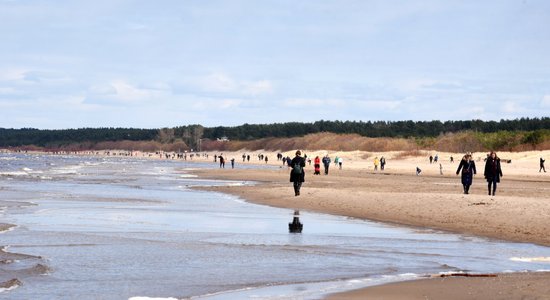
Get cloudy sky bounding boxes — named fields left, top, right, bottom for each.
left=1, top=0, right=549, bottom=129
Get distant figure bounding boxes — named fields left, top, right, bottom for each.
left=307, top=158, right=312, bottom=165
left=247, top=155, right=250, bottom=162
left=484, top=151, right=503, bottom=196
left=434, top=154, right=439, bottom=163
left=540, top=157, right=546, bottom=172
left=322, top=155, right=331, bottom=175
left=214, top=155, right=217, bottom=163
left=219, top=154, right=225, bottom=168
left=334, top=156, right=339, bottom=167
left=439, top=163, right=443, bottom=175
left=314, top=156, right=321, bottom=175
left=450, top=156, right=454, bottom=163
left=416, top=167, right=422, bottom=176
left=242, top=154, right=246, bottom=162
left=456, top=152, right=476, bottom=194
left=338, top=157, right=343, bottom=170
left=265, top=156, right=268, bottom=164
left=282, top=157, right=287, bottom=166
left=374, top=157, right=379, bottom=171
left=290, top=150, right=306, bottom=196
left=230, top=158, right=235, bottom=169
left=380, top=156, right=386, bottom=170
left=429, top=155, right=433, bottom=164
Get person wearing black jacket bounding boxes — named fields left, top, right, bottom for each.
left=290, top=150, right=306, bottom=196
left=456, top=152, right=476, bottom=194
left=540, top=157, right=546, bottom=173
left=484, top=151, right=503, bottom=196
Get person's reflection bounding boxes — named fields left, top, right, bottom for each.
left=288, top=210, right=303, bottom=233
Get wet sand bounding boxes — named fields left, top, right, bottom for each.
left=325, top=272, right=550, bottom=300
left=188, top=150, right=550, bottom=299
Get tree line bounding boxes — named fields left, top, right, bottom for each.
left=1, top=118, right=549, bottom=149
left=199, top=118, right=550, bottom=140
left=0, top=128, right=158, bottom=148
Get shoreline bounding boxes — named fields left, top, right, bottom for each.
left=189, top=167, right=550, bottom=247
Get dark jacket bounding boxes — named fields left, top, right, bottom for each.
left=289, top=156, right=306, bottom=183
left=484, top=157, right=503, bottom=183
left=456, top=158, right=476, bottom=186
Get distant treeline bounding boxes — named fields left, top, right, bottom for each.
left=198, top=118, right=550, bottom=141
left=0, top=128, right=157, bottom=148
left=1, top=118, right=549, bottom=150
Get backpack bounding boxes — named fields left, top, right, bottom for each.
left=292, top=161, right=303, bottom=174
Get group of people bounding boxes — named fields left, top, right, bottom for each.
left=289, top=150, right=525, bottom=198
left=456, top=151, right=503, bottom=196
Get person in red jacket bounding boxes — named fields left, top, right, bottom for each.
left=314, top=156, right=321, bottom=175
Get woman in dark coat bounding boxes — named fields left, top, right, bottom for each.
left=456, top=152, right=476, bottom=194
left=290, top=150, right=306, bottom=196
left=484, top=151, right=503, bottom=196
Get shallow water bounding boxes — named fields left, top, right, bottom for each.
left=1, top=153, right=549, bottom=300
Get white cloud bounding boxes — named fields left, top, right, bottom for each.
left=191, top=73, right=273, bottom=96
left=219, top=99, right=242, bottom=109
left=196, top=73, right=237, bottom=93
left=0, top=68, right=26, bottom=81
left=502, top=101, right=520, bottom=113
left=283, top=98, right=342, bottom=108
left=88, top=84, right=117, bottom=96
left=242, top=80, right=273, bottom=96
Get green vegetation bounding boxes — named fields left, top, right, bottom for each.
left=1, top=118, right=549, bottom=152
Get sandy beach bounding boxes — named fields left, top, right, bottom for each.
left=189, top=149, right=550, bottom=299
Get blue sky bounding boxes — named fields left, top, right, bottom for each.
left=1, top=0, right=549, bottom=129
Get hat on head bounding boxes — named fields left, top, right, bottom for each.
left=296, top=150, right=301, bottom=156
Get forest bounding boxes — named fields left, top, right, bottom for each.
left=1, top=118, right=549, bottom=152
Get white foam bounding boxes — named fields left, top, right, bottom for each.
left=0, top=283, right=20, bottom=293
left=179, top=174, right=197, bottom=178
left=510, top=257, right=550, bottom=263
left=0, top=171, right=28, bottom=176
left=129, top=297, right=179, bottom=300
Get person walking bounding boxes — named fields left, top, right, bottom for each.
left=380, top=156, right=386, bottom=170
left=290, top=150, right=306, bottom=196
left=338, top=157, right=343, bottom=170
left=484, top=151, right=503, bottom=196
left=540, top=157, right=546, bottom=172
left=456, top=152, right=476, bottom=194
left=322, top=155, right=331, bottom=175
left=230, top=158, right=235, bottom=169
left=314, top=156, right=321, bottom=175
left=219, top=154, right=225, bottom=168
left=374, top=157, right=379, bottom=171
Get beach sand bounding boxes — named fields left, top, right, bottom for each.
left=189, top=149, right=550, bottom=299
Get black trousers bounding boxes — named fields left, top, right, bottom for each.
left=293, top=181, right=302, bottom=195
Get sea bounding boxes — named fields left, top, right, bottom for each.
left=1, top=152, right=549, bottom=300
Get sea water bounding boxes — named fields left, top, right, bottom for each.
left=1, top=153, right=549, bottom=300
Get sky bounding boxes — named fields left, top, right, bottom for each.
left=1, top=0, right=549, bottom=129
